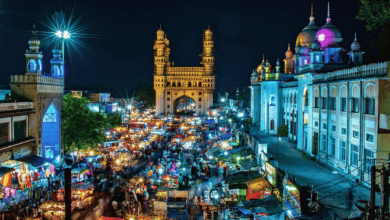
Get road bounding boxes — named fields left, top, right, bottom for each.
left=249, top=127, right=379, bottom=219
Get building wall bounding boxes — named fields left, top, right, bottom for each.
left=10, top=80, right=63, bottom=157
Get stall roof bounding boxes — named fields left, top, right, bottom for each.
left=246, top=177, right=271, bottom=193
left=0, top=167, right=14, bottom=176
left=204, top=119, right=216, bottom=124
left=206, top=146, right=222, bottom=157
left=15, top=154, right=48, bottom=167
left=227, top=171, right=262, bottom=184
left=236, top=194, right=286, bottom=219
left=219, top=133, right=232, bottom=139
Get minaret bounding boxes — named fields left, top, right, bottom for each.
left=236, top=87, right=239, bottom=100
left=275, top=58, right=281, bottom=73
left=201, top=26, right=215, bottom=75
left=153, top=25, right=168, bottom=115
left=25, top=24, right=43, bottom=74
left=50, top=41, right=65, bottom=83
left=284, top=43, right=294, bottom=73
left=153, top=25, right=168, bottom=75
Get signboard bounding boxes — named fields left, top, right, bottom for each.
left=13, top=145, right=31, bottom=159
left=265, top=162, right=277, bottom=187
left=282, top=173, right=301, bottom=218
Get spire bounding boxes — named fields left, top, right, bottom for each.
left=311, top=2, right=313, bottom=16
left=276, top=58, right=280, bottom=66
left=326, top=2, right=331, bottom=23
left=32, top=23, right=37, bottom=35
left=208, top=24, right=210, bottom=29
left=354, top=32, right=357, bottom=41
left=262, top=54, right=265, bottom=63
left=159, top=24, right=162, bottom=29
left=288, top=43, right=290, bottom=50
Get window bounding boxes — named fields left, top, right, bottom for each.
left=304, top=114, right=308, bottom=124
left=322, top=97, right=328, bottom=109
left=352, top=144, right=359, bottom=167
left=167, top=105, right=170, bottom=108
left=322, top=134, right=327, bottom=151
left=14, top=120, right=27, bottom=142
left=315, top=121, right=319, bottom=127
left=366, top=133, right=374, bottom=142
left=199, top=98, right=202, bottom=101
left=0, top=123, right=8, bottom=145
left=341, top=128, right=347, bottom=135
left=167, top=98, right=170, bottom=101
left=364, top=98, right=375, bottom=115
left=199, top=92, right=202, bottom=95
left=330, top=97, right=336, bottom=110
left=353, top=130, right=359, bottom=138
left=323, top=123, right=327, bottom=129
left=199, top=105, right=202, bottom=108
left=364, top=149, right=374, bottom=172
left=330, top=137, right=336, bottom=156
left=316, top=55, right=320, bottom=63
left=43, top=105, right=57, bottom=122
left=341, top=98, right=347, bottom=111
left=350, top=98, right=359, bottom=113
left=331, top=125, right=336, bottom=132
left=270, top=120, right=275, bottom=130
left=315, top=97, right=320, bottom=108
left=339, top=141, right=346, bottom=161
left=167, top=92, right=170, bottom=95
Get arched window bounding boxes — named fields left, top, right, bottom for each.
left=188, top=82, right=192, bottom=87
left=316, top=55, right=320, bottom=63
left=27, top=59, right=37, bottom=72
left=356, top=56, right=359, bottom=63
left=178, top=82, right=181, bottom=87
left=38, top=60, right=42, bottom=72
left=43, top=104, right=57, bottom=122
left=52, top=66, right=60, bottom=77
left=172, top=82, right=176, bottom=87
left=270, top=119, right=275, bottom=130
left=199, top=82, right=202, bottom=87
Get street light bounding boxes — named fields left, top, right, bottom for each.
left=55, top=30, right=70, bottom=89
left=221, top=98, right=225, bottom=102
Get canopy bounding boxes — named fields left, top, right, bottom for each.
left=227, top=171, right=262, bottom=184
left=143, top=138, right=149, bottom=141
left=72, top=168, right=89, bottom=174
left=205, top=146, right=222, bottom=157
left=228, top=147, right=244, bottom=154
left=204, top=119, right=216, bottom=124
left=246, top=177, right=271, bottom=193
left=229, top=141, right=239, bottom=146
left=0, top=167, right=14, bottom=176
left=15, top=154, right=48, bottom=167
left=236, top=194, right=286, bottom=219
left=219, top=133, right=232, bottom=139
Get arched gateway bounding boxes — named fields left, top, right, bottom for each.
left=153, top=26, right=215, bottom=116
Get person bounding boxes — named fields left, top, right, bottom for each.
left=198, top=196, right=203, bottom=212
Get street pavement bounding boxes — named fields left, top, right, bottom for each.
left=249, top=127, right=379, bottom=219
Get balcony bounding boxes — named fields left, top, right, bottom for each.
left=312, top=62, right=389, bottom=83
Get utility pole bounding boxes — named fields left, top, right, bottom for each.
left=381, top=164, right=389, bottom=220
left=370, top=164, right=376, bottom=220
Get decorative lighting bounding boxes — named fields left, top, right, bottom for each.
left=318, top=33, right=325, bottom=42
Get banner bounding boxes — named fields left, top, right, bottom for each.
left=13, top=145, right=32, bottom=159
left=0, top=151, right=12, bottom=163
left=265, top=162, right=277, bottom=187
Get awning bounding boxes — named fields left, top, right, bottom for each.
left=0, top=167, right=14, bottom=176
left=219, top=133, right=232, bottom=139
left=204, top=119, right=216, bottom=124
left=246, top=177, right=271, bottom=193
left=15, top=154, right=48, bottom=167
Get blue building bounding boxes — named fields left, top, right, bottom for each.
left=250, top=3, right=390, bottom=182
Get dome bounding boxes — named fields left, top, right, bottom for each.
left=285, top=43, right=293, bottom=58
left=28, top=24, right=40, bottom=47
left=205, top=29, right=213, bottom=35
left=295, top=8, right=320, bottom=48
left=351, top=33, right=361, bottom=51
left=295, top=42, right=302, bottom=54
left=316, top=3, right=343, bottom=48
left=311, top=37, right=321, bottom=50
left=300, top=42, right=309, bottom=55
left=157, top=29, right=164, bottom=35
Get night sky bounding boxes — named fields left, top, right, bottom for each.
left=0, top=0, right=371, bottom=96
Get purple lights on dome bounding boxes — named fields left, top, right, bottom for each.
left=318, top=34, right=325, bottom=42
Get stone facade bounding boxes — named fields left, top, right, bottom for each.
left=250, top=3, right=390, bottom=183
left=153, top=27, right=215, bottom=115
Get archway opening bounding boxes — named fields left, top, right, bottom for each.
left=42, top=104, right=60, bottom=160
left=173, top=96, right=195, bottom=115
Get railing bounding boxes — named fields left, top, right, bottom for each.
left=166, top=67, right=205, bottom=71
left=312, top=62, right=389, bottom=83
left=11, top=74, right=63, bottom=85
left=0, top=102, right=34, bottom=111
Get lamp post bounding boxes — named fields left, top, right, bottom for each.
left=276, top=137, right=281, bottom=161
left=55, top=30, right=70, bottom=89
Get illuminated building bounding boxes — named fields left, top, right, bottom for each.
left=153, top=26, right=215, bottom=115
left=3, top=25, right=64, bottom=159
left=250, top=3, right=390, bottom=182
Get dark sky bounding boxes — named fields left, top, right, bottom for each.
left=0, top=0, right=371, bottom=96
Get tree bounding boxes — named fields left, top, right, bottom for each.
left=134, top=84, right=155, bottom=108
left=277, top=124, right=288, bottom=137
left=107, top=112, right=122, bottom=127
left=62, top=93, right=110, bottom=153
left=356, top=0, right=390, bottom=60
left=356, top=0, right=390, bottom=31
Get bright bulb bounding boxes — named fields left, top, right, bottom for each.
left=224, top=152, right=228, bottom=155
left=55, top=31, right=62, bottom=38
left=221, top=99, right=225, bottom=102
left=215, top=194, right=219, bottom=199
left=318, top=33, right=325, bottom=42
left=63, top=31, right=71, bottom=39
left=127, top=105, right=132, bottom=109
